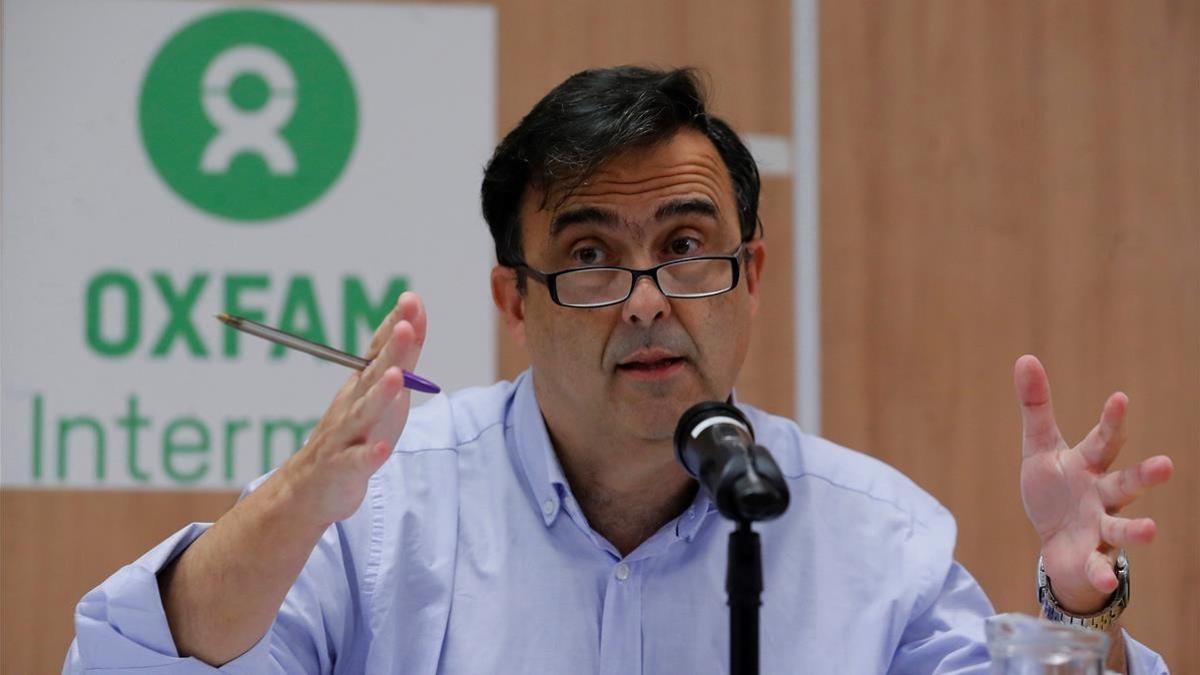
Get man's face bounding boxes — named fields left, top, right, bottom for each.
left=494, top=129, right=765, bottom=443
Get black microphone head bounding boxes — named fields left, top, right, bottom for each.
left=673, top=401, right=754, bottom=468
left=728, top=450, right=790, bottom=521
left=675, top=401, right=789, bottom=522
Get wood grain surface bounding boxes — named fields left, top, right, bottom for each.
left=1, top=490, right=238, bottom=673
left=820, top=1, right=1198, bottom=668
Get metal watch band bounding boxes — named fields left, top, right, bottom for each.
left=1037, top=551, right=1129, bottom=631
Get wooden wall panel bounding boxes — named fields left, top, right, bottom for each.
left=821, top=1, right=1198, bottom=669
left=1, top=2, right=795, bottom=672
left=1, top=490, right=237, bottom=673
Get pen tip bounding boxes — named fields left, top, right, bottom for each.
left=403, top=371, right=441, bottom=394
left=216, top=313, right=236, bottom=325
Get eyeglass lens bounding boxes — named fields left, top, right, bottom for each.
left=555, top=258, right=733, bottom=306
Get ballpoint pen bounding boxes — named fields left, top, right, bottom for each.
left=216, top=313, right=441, bottom=394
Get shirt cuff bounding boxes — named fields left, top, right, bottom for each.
left=68, top=522, right=277, bottom=673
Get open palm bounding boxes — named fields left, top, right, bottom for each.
left=1015, top=355, right=1174, bottom=613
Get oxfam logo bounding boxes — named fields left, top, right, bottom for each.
left=139, top=10, right=357, bottom=222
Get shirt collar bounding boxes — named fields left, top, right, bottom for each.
left=509, top=369, right=723, bottom=538
left=510, top=370, right=569, bottom=526
left=674, top=488, right=718, bottom=541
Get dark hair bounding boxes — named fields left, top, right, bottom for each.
left=481, top=66, right=762, bottom=268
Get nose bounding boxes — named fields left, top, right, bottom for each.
left=621, top=275, right=671, bottom=325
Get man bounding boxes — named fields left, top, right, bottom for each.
left=66, top=67, right=1173, bottom=673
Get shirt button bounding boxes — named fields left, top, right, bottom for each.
left=614, top=562, right=631, bottom=581
left=542, top=499, right=555, bottom=516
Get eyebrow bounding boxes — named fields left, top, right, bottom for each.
left=653, top=198, right=719, bottom=223
left=549, top=198, right=720, bottom=237
left=549, top=206, right=619, bottom=235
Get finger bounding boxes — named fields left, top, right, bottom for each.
left=380, top=319, right=417, bottom=373
left=1100, top=515, right=1157, bottom=548
left=398, top=291, right=426, bottom=347
left=395, top=291, right=427, bottom=372
left=340, top=366, right=406, bottom=442
left=349, top=439, right=393, bottom=475
left=362, top=294, right=407, bottom=360
left=315, top=368, right=368, bottom=438
left=327, top=368, right=364, bottom=418
left=1097, top=454, right=1174, bottom=511
left=1077, top=392, right=1128, bottom=470
left=356, top=293, right=424, bottom=397
left=1014, top=355, right=1066, bottom=457
left=351, top=319, right=411, bottom=399
left=1085, top=549, right=1120, bottom=594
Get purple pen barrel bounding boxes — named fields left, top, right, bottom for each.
left=403, top=370, right=441, bottom=394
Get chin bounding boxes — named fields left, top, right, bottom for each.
left=615, top=393, right=703, bottom=441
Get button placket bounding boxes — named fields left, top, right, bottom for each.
left=598, top=559, right=642, bottom=675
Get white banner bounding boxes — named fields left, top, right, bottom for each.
left=1, top=0, right=497, bottom=488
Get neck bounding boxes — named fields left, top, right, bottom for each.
left=542, top=408, right=696, bottom=557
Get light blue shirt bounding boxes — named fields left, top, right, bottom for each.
left=65, top=371, right=1167, bottom=673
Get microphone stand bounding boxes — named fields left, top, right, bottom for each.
left=727, top=519, right=762, bottom=675
left=673, top=403, right=788, bottom=675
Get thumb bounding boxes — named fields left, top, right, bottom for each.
left=1015, top=354, right=1064, bottom=457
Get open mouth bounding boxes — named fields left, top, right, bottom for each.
left=617, top=357, right=686, bottom=372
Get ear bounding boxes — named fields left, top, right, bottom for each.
left=742, top=239, right=766, bottom=317
left=491, top=265, right=527, bottom=346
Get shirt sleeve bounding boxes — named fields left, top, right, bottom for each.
left=63, top=517, right=359, bottom=674
left=888, top=560, right=993, bottom=675
left=882, top=559, right=1170, bottom=675
left=1124, top=629, right=1170, bottom=675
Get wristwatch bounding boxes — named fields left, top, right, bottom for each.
left=1037, top=550, right=1129, bottom=631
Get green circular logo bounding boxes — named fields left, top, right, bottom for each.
left=139, top=9, right=357, bottom=222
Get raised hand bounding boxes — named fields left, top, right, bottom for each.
left=1015, top=354, right=1173, bottom=614
left=278, top=290, right=428, bottom=526
left=160, top=291, right=430, bottom=665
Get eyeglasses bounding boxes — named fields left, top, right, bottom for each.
left=516, top=244, right=746, bottom=309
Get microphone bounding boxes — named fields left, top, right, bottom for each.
left=673, top=401, right=790, bottom=522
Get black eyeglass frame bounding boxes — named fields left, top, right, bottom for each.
left=514, top=243, right=748, bottom=309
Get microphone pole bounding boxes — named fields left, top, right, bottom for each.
left=729, top=512, right=763, bottom=675
left=674, top=402, right=790, bottom=675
